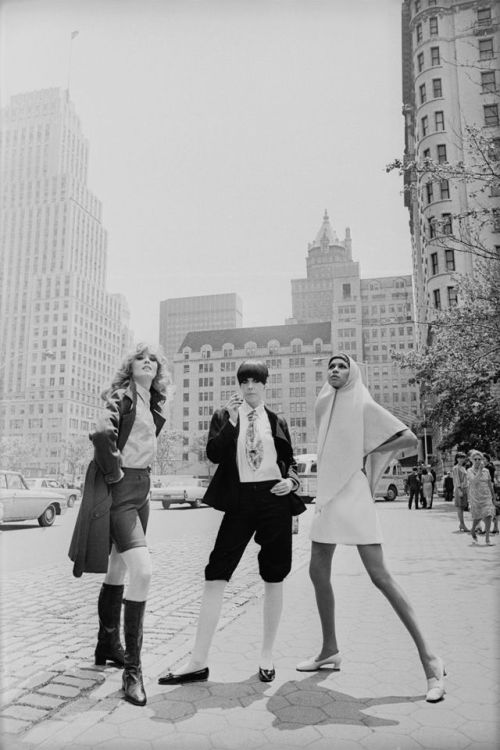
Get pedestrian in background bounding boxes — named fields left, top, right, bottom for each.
left=467, top=450, right=496, bottom=546
left=452, top=453, right=469, bottom=532
left=421, top=468, right=434, bottom=510
left=405, top=467, right=421, bottom=510
left=443, top=472, right=454, bottom=503
left=417, top=464, right=427, bottom=508
left=158, top=360, right=302, bottom=687
left=296, top=354, right=446, bottom=703
left=69, top=343, right=168, bottom=706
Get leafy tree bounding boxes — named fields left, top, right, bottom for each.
left=0, top=437, right=43, bottom=473
left=189, top=432, right=214, bottom=477
left=387, top=125, right=499, bottom=263
left=63, top=436, right=93, bottom=483
left=393, top=258, right=500, bottom=456
left=154, top=428, right=183, bottom=474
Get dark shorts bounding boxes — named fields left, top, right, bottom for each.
left=110, top=468, right=151, bottom=553
left=205, top=480, right=293, bottom=583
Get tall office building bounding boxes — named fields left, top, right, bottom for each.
left=159, top=293, right=243, bottom=369
left=0, top=88, right=132, bottom=476
left=401, top=0, right=500, bottom=346
left=291, top=212, right=420, bottom=427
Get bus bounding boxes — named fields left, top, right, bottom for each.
left=295, top=455, right=408, bottom=503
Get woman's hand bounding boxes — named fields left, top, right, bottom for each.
left=271, top=479, right=293, bottom=496
left=225, top=393, right=242, bottom=422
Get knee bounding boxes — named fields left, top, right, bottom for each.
left=309, top=558, right=329, bottom=587
left=368, top=567, right=391, bottom=590
left=130, top=560, right=152, bottom=590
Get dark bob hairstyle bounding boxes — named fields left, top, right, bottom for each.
left=236, top=359, right=269, bottom=385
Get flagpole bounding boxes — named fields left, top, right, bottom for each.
left=67, top=31, right=79, bottom=99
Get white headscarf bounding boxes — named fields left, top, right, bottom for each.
left=315, top=355, right=408, bottom=507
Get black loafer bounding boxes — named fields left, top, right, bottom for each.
left=158, top=667, right=209, bottom=685
left=258, top=666, right=275, bottom=683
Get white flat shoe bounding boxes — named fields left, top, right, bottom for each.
left=425, top=657, right=446, bottom=703
left=296, top=652, right=341, bottom=672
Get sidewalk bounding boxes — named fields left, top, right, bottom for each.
left=1, top=499, right=499, bottom=750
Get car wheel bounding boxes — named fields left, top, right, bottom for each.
left=67, top=495, right=76, bottom=508
left=385, top=485, right=398, bottom=502
left=192, top=498, right=202, bottom=508
left=162, top=500, right=171, bottom=510
left=38, top=504, right=56, bottom=527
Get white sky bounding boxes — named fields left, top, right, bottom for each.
left=1, top=0, right=411, bottom=342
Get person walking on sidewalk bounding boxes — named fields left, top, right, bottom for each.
left=296, top=354, right=446, bottom=703
left=405, top=467, right=421, bottom=510
left=69, top=343, right=168, bottom=706
left=443, top=472, right=454, bottom=503
left=452, top=452, right=469, bottom=532
left=467, top=450, right=496, bottom=546
left=421, top=468, right=434, bottom=509
left=158, top=359, right=302, bottom=687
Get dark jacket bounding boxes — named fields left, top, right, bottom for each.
left=203, top=406, right=300, bottom=513
left=68, top=384, right=166, bottom=577
left=405, top=472, right=421, bottom=492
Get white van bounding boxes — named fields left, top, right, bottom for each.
left=295, top=454, right=317, bottom=503
left=296, top=455, right=407, bottom=503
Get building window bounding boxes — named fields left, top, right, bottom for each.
left=440, top=179, right=450, bottom=199
left=432, top=78, right=442, bottom=98
left=425, top=181, right=434, bottom=203
left=421, top=115, right=429, bottom=136
left=477, top=7, right=492, bottom=25
left=441, top=213, right=452, bottom=234
left=423, top=147, right=431, bottom=159
left=484, top=104, right=499, bottom=127
left=437, top=143, right=447, bottom=163
left=434, top=111, right=445, bottom=131
left=429, top=16, right=438, bottom=36
left=445, top=248, right=455, bottom=271
left=479, top=38, right=494, bottom=60
left=419, top=83, right=426, bottom=104
left=481, top=71, right=496, bottom=93
left=428, top=217, right=436, bottom=238
left=433, top=289, right=441, bottom=310
left=415, top=0, right=421, bottom=12
left=428, top=0, right=437, bottom=6
left=342, top=283, right=351, bottom=299
left=417, top=52, right=424, bottom=72
left=430, top=46, right=440, bottom=65
left=430, top=252, right=439, bottom=275
left=223, top=347, right=233, bottom=357
left=416, top=23, right=423, bottom=43
left=447, top=287, right=458, bottom=307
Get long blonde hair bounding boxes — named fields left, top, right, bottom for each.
left=102, top=342, right=169, bottom=402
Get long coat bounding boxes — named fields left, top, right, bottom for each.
left=68, top=384, right=165, bottom=577
left=203, top=406, right=300, bottom=513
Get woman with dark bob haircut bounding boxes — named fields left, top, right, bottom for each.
left=69, top=343, right=168, bottom=706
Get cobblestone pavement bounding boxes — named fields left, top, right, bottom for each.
left=1, top=500, right=499, bottom=750
left=0, top=512, right=311, bottom=741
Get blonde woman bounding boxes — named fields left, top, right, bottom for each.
left=467, top=450, right=496, bottom=546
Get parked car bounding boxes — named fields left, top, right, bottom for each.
left=295, top=454, right=317, bottom=503
left=25, top=477, right=81, bottom=507
left=374, top=460, right=408, bottom=501
left=151, top=476, right=209, bottom=509
left=0, top=469, right=68, bottom=526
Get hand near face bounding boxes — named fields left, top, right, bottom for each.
left=225, top=393, right=243, bottom=421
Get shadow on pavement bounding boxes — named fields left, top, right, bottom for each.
left=148, top=671, right=421, bottom=729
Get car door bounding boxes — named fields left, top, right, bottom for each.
left=6, top=473, right=40, bottom=520
left=0, top=472, right=15, bottom=519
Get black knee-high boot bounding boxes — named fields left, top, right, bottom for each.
left=122, top=599, right=147, bottom=706
left=94, top=583, right=125, bottom=667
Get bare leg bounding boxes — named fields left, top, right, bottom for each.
left=120, top=547, right=152, bottom=601
left=104, top=544, right=128, bottom=586
left=309, top=542, right=339, bottom=660
left=470, top=518, right=479, bottom=542
left=484, top=516, right=492, bottom=544
left=260, top=582, right=283, bottom=669
left=457, top=508, right=469, bottom=531
left=357, top=544, right=440, bottom=680
left=175, top=580, right=226, bottom=674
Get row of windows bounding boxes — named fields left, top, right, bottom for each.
left=432, top=287, right=457, bottom=309
left=415, top=15, right=440, bottom=44
left=419, top=77, right=442, bottom=103
left=430, top=249, right=455, bottom=275
left=189, top=342, right=324, bottom=359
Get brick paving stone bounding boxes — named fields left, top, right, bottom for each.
left=0, top=704, right=49, bottom=722
left=0, top=716, right=32, bottom=734
left=37, top=684, right=81, bottom=698
left=17, top=693, right=65, bottom=710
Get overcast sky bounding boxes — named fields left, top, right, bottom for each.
left=1, top=0, right=410, bottom=343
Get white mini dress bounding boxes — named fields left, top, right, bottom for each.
left=310, top=469, right=383, bottom=545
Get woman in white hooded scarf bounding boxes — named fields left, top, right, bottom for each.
left=296, top=355, right=446, bottom=703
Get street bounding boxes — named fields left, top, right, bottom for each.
left=1, top=497, right=499, bottom=750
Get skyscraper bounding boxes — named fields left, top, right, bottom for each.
left=0, top=88, right=132, bottom=477
left=401, top=0, right=500, bottom=346
left=159, top=292, right=243, bottom=370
